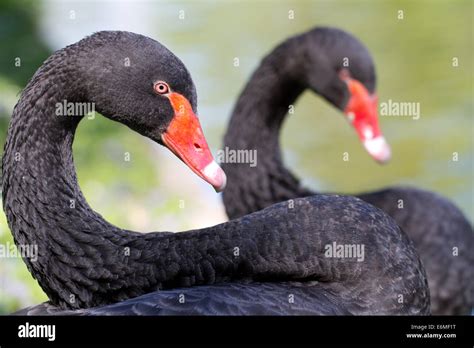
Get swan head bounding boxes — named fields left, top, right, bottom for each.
left=75, top=31, right=226, bottom=191
left=286, top=27, right=391, bottom=164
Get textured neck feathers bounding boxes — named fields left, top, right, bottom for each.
left=2, top=56, right=131, bottom=306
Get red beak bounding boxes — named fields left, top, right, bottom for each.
left=161, top=92, right=227, bottom=192
left=344, top=78, right=391, bottom=164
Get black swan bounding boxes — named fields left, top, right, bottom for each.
left=2, top=31, right=429, bottom=315
left=222, top=27, right=473, bottom=315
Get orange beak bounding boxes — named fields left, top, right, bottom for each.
left=344, top=78, right=391, bottom=164
left=161, top=92, right=227, bottom=192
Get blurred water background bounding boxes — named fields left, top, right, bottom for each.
left=0, top=0, right=472, bottom=313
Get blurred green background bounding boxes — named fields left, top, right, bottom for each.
left=0, top=0, right=472, bottom=313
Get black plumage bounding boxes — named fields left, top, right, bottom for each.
left=3, top=31, right=429, bottom=315
left=16, top=282, right=352, bottom=315
left=222, top=27, right=473, bottom=315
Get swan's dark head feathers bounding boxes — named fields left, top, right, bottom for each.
left=278, top=27, right=376, bottom=110
left=40, top=31, right=226, bottom=190
left=256, top=27, right=388, bottom=163
left=299, top=28, right=387, bottom=162
left=72, top=31, right=197, bottom=143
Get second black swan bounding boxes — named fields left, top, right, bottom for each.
left=3, top=31, right=429, bottom=315
left=222, top=27, right=473, bottom=315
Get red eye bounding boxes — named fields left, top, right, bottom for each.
left=154, top=81, right=170, bottom=95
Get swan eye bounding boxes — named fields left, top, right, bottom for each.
left=154, top=81, right=170, bottom=95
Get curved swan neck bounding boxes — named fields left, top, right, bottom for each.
left=2, top=59, right=128, bottom=306
left=225, top=45, right=304, bottom=153
left=3, top=60, right=107, bottom=231
left=222, top=40, right=313, bottom=219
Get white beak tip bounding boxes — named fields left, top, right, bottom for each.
left=363, top=136, right=391, bottom=164
left=203, top=160, right=227, bottom=192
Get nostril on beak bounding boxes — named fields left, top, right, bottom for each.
left=194, top=143, right=202, bottom=151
